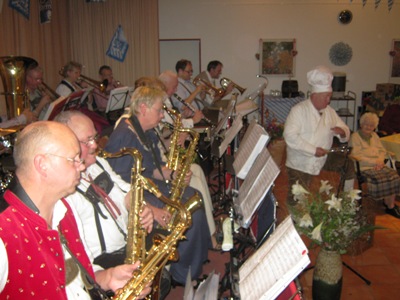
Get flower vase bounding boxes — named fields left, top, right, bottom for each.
left=267, top=138, right=286, bottom=167
left=312, top=248, right=343, bottom=300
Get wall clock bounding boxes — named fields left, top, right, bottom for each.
left=338, top=10, right=352, bottom=25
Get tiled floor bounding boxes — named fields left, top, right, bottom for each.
left=166, top=149, right=400, bottom=299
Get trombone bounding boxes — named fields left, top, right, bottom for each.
left=78, top=74, right=107, bottom=94
left=58, top=67, right=107, bottom=94
left=37, top=82, right=60, bottom=101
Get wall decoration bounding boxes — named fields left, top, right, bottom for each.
left=390, top=39, right=400, bottom=77
left=9, top=0, right=30, bottom=19
left=106, top=25, right=129, bottom=62
left=259, top=39, right=296, bottom=76
left=329, top=42, right=353, bottom=66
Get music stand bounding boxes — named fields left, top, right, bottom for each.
left=42, top=90, right=88, bottom=121
left=232, top=119, right=270, bottom=179
left=233, top=148, right=280, bottom=229
left=105, top=86, right=134, bottom=113
left=210, top=97, right=237, bottom=145
left=238, top=217, right=310, bottom=300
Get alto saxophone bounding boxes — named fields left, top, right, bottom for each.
left=97, top=147, right=201, bottom=300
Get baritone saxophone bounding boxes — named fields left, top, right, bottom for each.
left=97, top=147, right=201, bottom=300
left=161, top=106, right=202, bottom=229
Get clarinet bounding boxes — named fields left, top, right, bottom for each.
left=173, top=93, right=213, bottom=126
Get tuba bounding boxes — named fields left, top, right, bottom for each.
left=0, top=56, right=38, bottom=119
left=97, top=146, right=201, bottom=299
left=220, top=77, right=247, bottom=95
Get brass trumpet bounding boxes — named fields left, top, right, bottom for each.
left=220, top=77, right=246, bottom=95
left=193, top=77, right=225, bottom=98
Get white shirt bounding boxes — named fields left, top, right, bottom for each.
left=164, top=97, right=194, bottom=128
left=0, top=114, right=26, bottom=128
left=66, top=157, right=130, bottom=258
left=283, top=98, right=350, bottom=175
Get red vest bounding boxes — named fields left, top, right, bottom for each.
left=0, top=191, right=95, bottom=299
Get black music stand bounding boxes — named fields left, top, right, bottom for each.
left=219, top=148, right=281, bottom=299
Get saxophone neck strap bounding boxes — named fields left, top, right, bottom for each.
left=128, top=114, right=167, bottom=183
left=58, top=227, right=111, bottom=300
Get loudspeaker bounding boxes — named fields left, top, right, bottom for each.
left=281, top=80, right=299, bottom=98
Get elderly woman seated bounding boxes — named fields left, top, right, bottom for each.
left=350, top=112, right=400, bottom=219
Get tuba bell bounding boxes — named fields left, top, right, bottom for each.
left=0, top=56, right=38, bottom=119
left=220, top=77, right=247, bottom=95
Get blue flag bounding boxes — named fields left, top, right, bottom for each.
left=9, top=0, right=30, bottom=19
left=106, top=25, right=129, bottom=62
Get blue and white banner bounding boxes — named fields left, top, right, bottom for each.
left=106, top=25, right=129, bottom=62
left=39, top=0, right=52, bottom=24
left=9, top=0, right=30, bottom=19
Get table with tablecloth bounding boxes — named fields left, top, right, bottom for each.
left=380, top=133, right=400, bottom=161
left=261, top=95, right=305, bottom=127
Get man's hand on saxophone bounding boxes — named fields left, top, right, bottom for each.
left=95, top=262, right=152, bottom=299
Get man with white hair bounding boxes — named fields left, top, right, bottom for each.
left=284, top=66, right=355, bottom=205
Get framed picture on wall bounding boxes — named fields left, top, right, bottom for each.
left=390, top=39, right=400, bottom=78
left=259, top=39, right=296, bottom=76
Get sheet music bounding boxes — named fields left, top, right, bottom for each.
left=194, top=270, right=220, bottom=300
left=234, top=148, right=279, bottom=228
left=184, top=269, right=220, bottom=300
left=184, top=266, right=195, bottom=300
left=239, top=216, right=310, bottom=300
left=218, top=114, right=244, bottom=158
left=211, top=98, right=236, bottom=139
left=234, top=98, right=258, bottom=117
left=106, top=86, right=134, bottom=113
left=233, top=119, right=270, bottom=179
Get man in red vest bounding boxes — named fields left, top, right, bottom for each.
left=0, top=121, right=150, bottom=299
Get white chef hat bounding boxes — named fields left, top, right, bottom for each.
left=307, top=66, right=333, bottom=93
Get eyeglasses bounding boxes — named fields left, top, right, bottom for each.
left=79, top=134, right=99, bottom=147
left=151, top=107, right=164, bottom=115
left=184, top=69, right=193, bottom=74
left=45, top=153, right=85, bottom=166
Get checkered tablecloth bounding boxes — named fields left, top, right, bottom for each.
left=262, top=95, right=305, bottom=126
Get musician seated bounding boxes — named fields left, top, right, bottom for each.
left=193, top=60, right=234, bottom=106
left=25, top=64, right=52, bottom=120
left=159, top=70, right=204, bottom=127
left=94, top=65, right=121, bottom=112
left=56, top=61, right=110, bottom=135
left=56, top=111, right=171, bottom=299
left=105, top=86, right=211, bottom=286
left=134, top=76, right=217, bottom=241
left=172, top=59, right=206, bottom=112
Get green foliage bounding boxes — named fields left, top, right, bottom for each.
left=289, top=180, right=382, bottom=254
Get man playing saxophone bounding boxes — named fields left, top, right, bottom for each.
left=104, top=86, right=211, bottom=287
left=56, top=111, right=166, bottom=298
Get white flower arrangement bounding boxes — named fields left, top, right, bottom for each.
left=289, top=180, right=379, bottom=254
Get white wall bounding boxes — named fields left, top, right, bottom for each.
left=159, top=0, right=400, bottom=114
